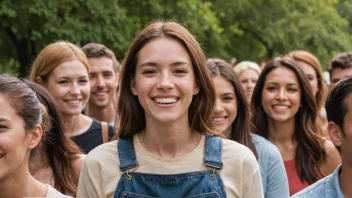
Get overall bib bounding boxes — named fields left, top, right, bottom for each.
left=113, top=135, right=227, bottom=198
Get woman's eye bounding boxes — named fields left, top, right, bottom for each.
left=174, top=69, right=187, bottom=74
left=143, top=70, right=156, bottom=74
left=58, top=80, right=68, bottom=84
left=223, top=97, right=234, bottom=101
left=0, top=124, right=7, bottom=131
left=288, top=88, right=297, bottom=92
left=80, top=79, right=88, bottom=83
left=267, top=86, right=276, bottom=91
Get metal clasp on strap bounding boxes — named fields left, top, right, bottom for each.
left=121, top=164, right=139, bottom=181
left=205, top=164, right=222, bottom=180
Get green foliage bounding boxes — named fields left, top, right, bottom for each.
left=1, top=0, right=352, bottom=75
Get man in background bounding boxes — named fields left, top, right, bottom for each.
left=328, top=52, right=352, bottom=90
left=293, top=76, right=352, bottom=198
left=82, top=43, right=120, bottom=126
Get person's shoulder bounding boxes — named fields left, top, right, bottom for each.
left=291, top=175, right=331, bottom=197
left=222, top=138, right=257, bottom=164
left=251, top=134, right=281, bottom=158
left=46, top=184, right=73, bottom=198
left=222, top=137, right=253, bottom=153
left=72, top=154, right=86, bottom=180
left=84, top=140, right=118, bottom=165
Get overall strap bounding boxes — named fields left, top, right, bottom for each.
left=204, top=135, right=223, bottom=170
left=118, top=136, right=138, bottom=171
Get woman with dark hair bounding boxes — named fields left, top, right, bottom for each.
left=0, top=75, right=71, bottom=198
left=251, top=57, right=341, bottom=196
left=27, top=78, right=85, bottom=196
left=77, top=21, right=263, bottom=198
left=208, top=58, right=289, bottom=198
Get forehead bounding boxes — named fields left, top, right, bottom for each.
left=265, top=66, right=299, bottom=84
left=0, top=95, right=21, bottom=121
left=331, top=67, right=352, bottom=79
left=213, top=76, right=235, bottom=93
left=296, top=60, right=316, bottom=76
left=88, top=57, right=115, bottom=72
left=239, top=69, right=259, bottom=79
left=137, top=37, right=191, bottom=65
left=51, top=60, right=89, bottom=77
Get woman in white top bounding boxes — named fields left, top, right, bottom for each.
left=0, top=76, right=71, bottom=198
left=77, top=21, right=263, bottom=198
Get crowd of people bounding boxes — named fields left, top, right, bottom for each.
left=1, top=20, right=352, bottom=198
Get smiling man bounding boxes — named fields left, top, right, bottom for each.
left=82, top=43, right=120, bottom=126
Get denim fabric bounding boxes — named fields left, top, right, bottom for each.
left=114, top=136, right=226, bottom=198
left=252, top=134, right=289, bottom=198
left=291, top=165, right=343, bottom=198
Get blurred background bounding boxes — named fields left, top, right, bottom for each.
left=1, top=0, right=352, bottom=77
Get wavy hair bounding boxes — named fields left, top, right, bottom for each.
left=208, top=58, right=257, bottom=158
left=251, top=57, right=327, bottom=184
left=116, top=20, right=216, bottom=138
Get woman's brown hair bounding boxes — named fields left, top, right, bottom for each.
left=116, top=20, right=216, bottom=138
left=208, top=58, right=257, bottom=158
left=251, top=57, right=327, bottom=184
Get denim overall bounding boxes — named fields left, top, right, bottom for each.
left=113, top=135, right=226, bottom=198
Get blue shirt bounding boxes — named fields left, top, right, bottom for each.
left=292, top=165, right=343, bottom=198
left=252, top=134, right=290, bottom=198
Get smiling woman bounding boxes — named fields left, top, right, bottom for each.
left=29, top=41, right=114, bottom=154
left=76, top=21, right=264, bottom=198
left=208, top=58, right=289, bottom=198
left=0, top=76, right=71, bottom=198
left=251, top=57, right=341, bottom=196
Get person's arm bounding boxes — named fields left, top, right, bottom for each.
left=265, top=145, right=290, bottom=198
left=322, top=140, right=341, bottom=176
left=76, top=157, right=101, bottom=198
left=243, top=165, right=264, bottom=198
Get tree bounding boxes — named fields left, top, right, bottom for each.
left=0, top=0, right=128, bottom=77
left=212, top=0, right=352, bottom=68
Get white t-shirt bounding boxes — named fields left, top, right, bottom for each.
left=46, top=185, right=72, bottom=198
left=76, top=135, right=263, bottom=198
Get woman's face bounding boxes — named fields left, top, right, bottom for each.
left=212, top=76, right=238, bottom=137
left=261, top=67, right=301, bottom=123
left=296, top=60, right=318, bottom=97
left=44, top=60, right=90, bottom=117
left=238, top=69, right=259, bottom=102
left=131, top=37, right=199, bottom=124
left=0, top=95, right=33, bottom=180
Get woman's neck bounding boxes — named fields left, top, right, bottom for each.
left=267, top=118, right=295, bottom=144
left=62, top=113, right=91, bottom=137
left=267, top=118, right=297, bottom=160
left=139, top=116, right=202, bottom=158
left=0, top=164, right=47, bottom=197
left=29, top=146, right=54, bottom=186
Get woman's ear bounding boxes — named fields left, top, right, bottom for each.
left=328, top=121, right=342, bottom=147
left=27, top=124, right=43, bottom=149
left=193, top=80, right=200, bottom=95
left=35, top=76, right=43, bottom=85
left=130, top=78, right=138, bottom=96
